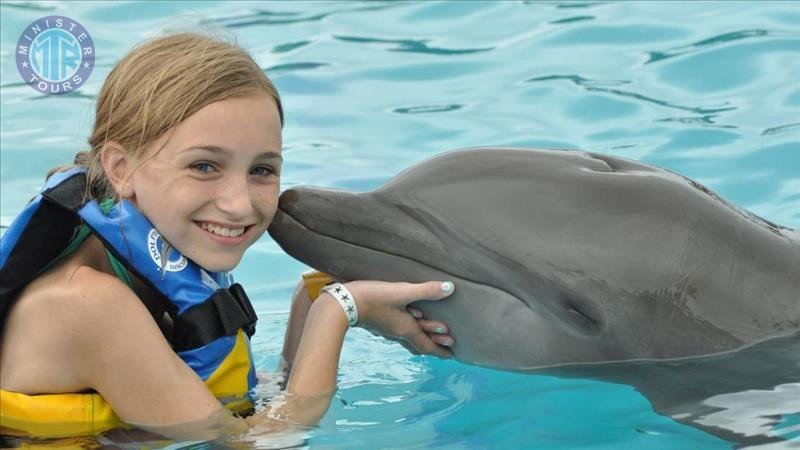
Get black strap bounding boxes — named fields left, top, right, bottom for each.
left=42, top=172, right=89, bottom=211
left=230, top=283, right=258, bottom=338
left=0, top=172, right=87, bottom=311
left=170, top=283, right=258, bottom=352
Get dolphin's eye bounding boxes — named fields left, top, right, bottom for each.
left=567, top=304, right=597, bottom=326
left=562, top=297, right=602, bottom=336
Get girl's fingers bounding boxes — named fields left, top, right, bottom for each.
left=407, top=333, right=453, bottom=359
left=347, top=280, right=455, bottom=318
left=381, top=281, right=455, bottom=305
left=406, top=307, right=423, bottom=319
left=342, top=280, right=456, bottom=359
left=417, top=319, right=448, bottom=335
left=430, top=334, right=454, bottom=347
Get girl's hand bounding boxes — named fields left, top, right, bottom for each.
left=340, top=280, right=456, bottom=358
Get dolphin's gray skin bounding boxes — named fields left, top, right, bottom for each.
left=268, top=148, right=800, bottom=444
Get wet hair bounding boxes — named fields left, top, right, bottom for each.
left=48, top=32, right=283, bottom=199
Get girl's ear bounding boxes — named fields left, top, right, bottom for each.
left=100, top=142, right=135, bottom=199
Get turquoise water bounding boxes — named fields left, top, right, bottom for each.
left=1, top=1, right=798, bottom=449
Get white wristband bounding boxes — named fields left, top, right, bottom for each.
left=321, top=282, right=359, bottom=327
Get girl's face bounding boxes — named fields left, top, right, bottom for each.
left=126, top=94, right=282, bottom=272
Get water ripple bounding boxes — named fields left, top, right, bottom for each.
left=28, top=90, right=95, bottom=101
left=549, top=15, right=595, bottom=25
left=334, top=35, right=493, bottom=55
left=762, top=122, right=800, bottom=136
left=392, top=104, right=464, bottom=114
left=655, top=116, right=737, bottom=129
left=264, top=62, right=328, bottom=75
left=647, top=29, right=775, bottom=64
left=213, top=9, right=328, bottom=28
left=544, top=24, right=688, bottom=45
left=525, top=74, right=737, bottom=116
left=0, top=81, right=30, bottom=89
left=271, top=40, right=311, bottom=54
left=210, top=2, right=404, bottom=29
left=0, top=1, right=57, bottom=11
left=655, top=37, right=800, bottom=93
left=550, top=1, right=611, bottom=9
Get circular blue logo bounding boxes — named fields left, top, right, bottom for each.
left=147, top=229, right=188, bottom=272
left=15, top=15, right=95, bottom=95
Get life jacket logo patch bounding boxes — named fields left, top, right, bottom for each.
left=147, top=228, right=188, bottom=272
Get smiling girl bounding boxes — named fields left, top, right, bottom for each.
left=0, top=32, right=454, bottom=441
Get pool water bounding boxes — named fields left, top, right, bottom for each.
left=1, top=1, right=798, bottom=449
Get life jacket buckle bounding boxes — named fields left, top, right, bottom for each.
left=229, top=283, right=257, bottom=338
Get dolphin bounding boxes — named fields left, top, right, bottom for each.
left=268, top=147, right=799, bottom=366
left=268, top=147, right=800, bottom=444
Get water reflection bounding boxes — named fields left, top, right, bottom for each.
left=334, top=35, right=493, bottom=55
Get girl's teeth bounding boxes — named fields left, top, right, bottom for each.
left=200, top=222, right=245, bottom=238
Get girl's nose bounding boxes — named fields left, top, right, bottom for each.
left=215, top=177, right=255, bottom=220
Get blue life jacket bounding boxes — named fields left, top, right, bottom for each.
left=0, top=167, right=258, bottom=413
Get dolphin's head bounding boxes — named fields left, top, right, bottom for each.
left=268, top=148, right=775, bottom=369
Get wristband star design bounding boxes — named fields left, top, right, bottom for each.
left=321, top=282, right=359, bottom=327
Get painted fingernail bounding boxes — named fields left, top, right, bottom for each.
left=410, top=310, right=422, bottom=319
left=435, top=326, right=446, bottom=334
left=441, top=281, right=454, bottom=296
left=437, top=337, right=453, bottom=347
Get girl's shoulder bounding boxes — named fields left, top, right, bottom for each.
left=0, top=241, right=151, bottom=393
left=12, top=236, right=134, bottom=320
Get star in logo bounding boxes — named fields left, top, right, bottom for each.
left=83, top=61, right=90, bottom=69
left=21, top=61, right=28, bottom=68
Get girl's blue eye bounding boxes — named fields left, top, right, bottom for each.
left=251, top=166, right=276, bottom=176
left=192, top=162, right=215, bottom=173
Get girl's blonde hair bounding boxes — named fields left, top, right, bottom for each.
left=53, top=32, right=282, bottom=199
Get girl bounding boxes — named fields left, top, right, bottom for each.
left=0, top=32, right=455, bottom=441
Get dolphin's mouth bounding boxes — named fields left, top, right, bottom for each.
left=272, top=202, right=500, bottom=289
left=270, top=194, right=605, bottom=338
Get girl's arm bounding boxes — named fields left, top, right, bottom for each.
left=279, top=276, right=456, bottom=380
left=277, top=280, right=314, bottom=377
left=247, top=293, right=349, bottom=430
left=246, top=279, right=454, bottom=433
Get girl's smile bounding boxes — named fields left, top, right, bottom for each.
left=195, top=220, right=254, bottom=246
